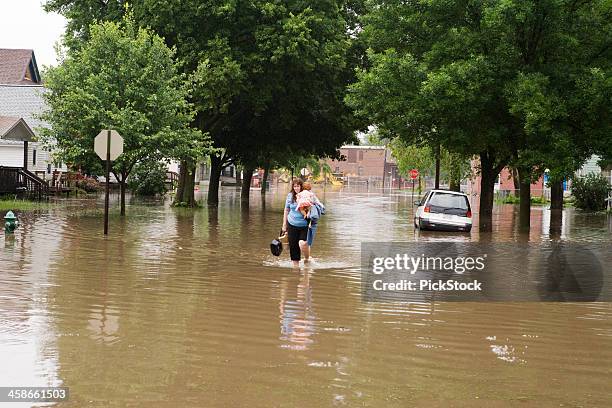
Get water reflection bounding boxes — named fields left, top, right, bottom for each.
left=279, top=269, right=316, bottom=351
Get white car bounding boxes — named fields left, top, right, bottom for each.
left=414, top=190, right=472, bottom=232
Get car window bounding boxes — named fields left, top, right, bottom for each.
left=419, top=192, right=430, bottom=206
left=428, top=192, right=469, bottom=209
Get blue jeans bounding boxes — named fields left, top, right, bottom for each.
left=307, top=219, right=318, bottom=246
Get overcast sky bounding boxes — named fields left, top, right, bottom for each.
left=0, top=0, right=67, bottom=67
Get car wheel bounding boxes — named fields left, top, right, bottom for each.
left=418, top=219, right=426, bottom=230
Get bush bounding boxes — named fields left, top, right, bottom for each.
left=571, top=173, right=611, bottom=211
left=499, top=194, right=520, bottom=204
left=75, top=177, right=103, bottom=192
left=128, top=161, right=168, bottom=196
left=530, top=195, right=548, bottom=205
left=497, top=194, right=548, bottom=205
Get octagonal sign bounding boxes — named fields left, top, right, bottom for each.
left=94, top=130, right=124, bottom=161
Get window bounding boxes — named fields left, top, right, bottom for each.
left=47, top=164, right=52, bottom=174
left=428, top=193, right=469, bottom=210
left=359, top=150, right=364, bottom=161
left=348, top=150, right=357, bottom=163
left=358, top=166, right=364, bottom=176
left=419, top=191, right=431, bottom=206
left=32, top=149, right=36, bottom=166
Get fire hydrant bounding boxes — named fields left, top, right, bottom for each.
left=4, top=211, right=19, bottom=233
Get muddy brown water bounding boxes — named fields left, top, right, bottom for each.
left=1, top=187, right=611, bottom=407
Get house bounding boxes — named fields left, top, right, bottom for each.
left=325, top=145, right=387, bottom=177
left=323, top=145, right=400, bottom=187
left=0, top=48, right=67, bottom=179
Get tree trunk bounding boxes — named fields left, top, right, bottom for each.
left=173, top=161, right=196, bottom=206
left=261, top=164, right=270, bottom=195
left=174, top=160, right=187, bottom=206
left=550, top=208, right=562, bottom=239
left=550, top=179, right=563, bottom=210
left=208, top=154, right=223, bottom=206
left=478, top=153, right=497, bottom=232
left=241, top=166, right=255, bottom=205
left=511, top=167, right=520, bottom=191
left=235, top=165, right=242, bottom=186
left=184, top=164, right=195, bottom=206
left=120, top=177, right=126, bottom=216
left=519, top=168, right=531, bottom=232
left=434, top=144, right=440, bottom=189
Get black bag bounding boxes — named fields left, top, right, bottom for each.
left=270, top=230, right=286, bottom=256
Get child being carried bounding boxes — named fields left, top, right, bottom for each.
left=296, top=181, right=319, bottom=218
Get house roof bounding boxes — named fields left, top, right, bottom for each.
left=341, top=145, right=386, bottom=150
left=0, top=49, right=41, bottom=84
left=0, top=116, right=35, bottom=142
left=0, top=84, right=48, bottom=135
left=0, top=116, right=20, bottom=134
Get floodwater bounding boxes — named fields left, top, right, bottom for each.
left=0, top=186, right=611, bottom=407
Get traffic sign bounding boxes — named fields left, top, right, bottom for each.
left=94, top=129, right=124, bottom=236
left=94, top=130, right=123, bottom=161
left=409, top=169, right=419, bottom=180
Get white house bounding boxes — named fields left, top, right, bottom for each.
left=0, top=49, right=67, bottom=179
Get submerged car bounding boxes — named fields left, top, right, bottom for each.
left=414, top=190, right=472, bottom=232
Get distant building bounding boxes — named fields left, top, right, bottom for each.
left=324, top=145, right=398, bottom=180
left=576, top=155, right=603, bottom=177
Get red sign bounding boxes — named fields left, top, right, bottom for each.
left=409, top=169, right=419, bottom=180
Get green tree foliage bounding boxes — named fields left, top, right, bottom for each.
left=389, top=138, right=471, bottom=191
left=347, top=0, right=611, bottom=231
left=128, top=161, right=169, bottom=196
left=389, top=139, right=435, bottom=178
left=41, top=16, right=210, bottom=214
left=45, top=0, right=361, bottom=206
left=571, top=173, right=611, bottom=211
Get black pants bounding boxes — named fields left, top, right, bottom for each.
left=287, top=223, right=308, bottom=261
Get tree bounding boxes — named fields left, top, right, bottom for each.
left=389, top=138, right=471, bottom=193
left=347, top=0, right=611, bottom=231
left=46, top=0, right=361, bottom=207
left=40, top=16, right=210, bottom=215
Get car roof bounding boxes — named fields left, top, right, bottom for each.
left=427, top=189, right=468, bottom=196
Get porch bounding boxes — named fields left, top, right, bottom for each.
left=0, top=116, right=48, bottom=200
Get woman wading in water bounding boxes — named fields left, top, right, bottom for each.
left=282, top=179, right=311, bottom=267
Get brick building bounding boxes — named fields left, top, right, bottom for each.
left=324, top=145, right=397, bottom=178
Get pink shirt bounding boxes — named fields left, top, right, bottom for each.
left=296, top=190, right=316, bottom=208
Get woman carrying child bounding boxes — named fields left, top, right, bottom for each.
left=281, top=179, right=322, bottom=267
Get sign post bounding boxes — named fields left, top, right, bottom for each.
left=94, top=130, right=124, bottom=235
left=410, top=169, right=419, bottom=213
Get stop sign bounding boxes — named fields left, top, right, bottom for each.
left=94, top=130, right=124, bottom=161
left=409, top=169, right=419, bottom=180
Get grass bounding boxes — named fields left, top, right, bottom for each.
left=495, top=195, right=549, bottom=205
left=0, top=198, right=54, bottom=211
